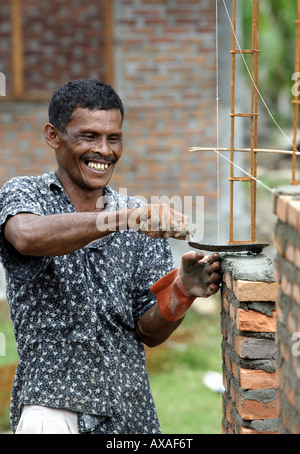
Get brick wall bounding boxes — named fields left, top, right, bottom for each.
left=22, top=0, right=107, bottom=94
left=0, top=0, right=225, bottom=228
left=112, top=0, right=219, bottom=213
left=0, top=101, right=55, bottom=182
left=221, top=254, right=279, bottom=434
left=0, top=1, right=11, bottom=93
left=0, top=0, right=108, bottom=187
left=273, top=186, right=300, bottom=434
left=0, top=0, right=107, bottom=94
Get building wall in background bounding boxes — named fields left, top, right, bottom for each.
left=113, top=0, right=218, bottom=214
left=0, top=0, right=222, bottom=226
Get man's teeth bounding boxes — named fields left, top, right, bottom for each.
left=87, top=162, right=109, bottom=170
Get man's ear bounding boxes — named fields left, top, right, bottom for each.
left=43, top=123, right=61, bottom=150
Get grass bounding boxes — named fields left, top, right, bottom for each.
left=0, top=302, right=18, bottom=433
left=0, top=297, right=223, bottom=434
left=150, top=369, right=222, bottom=434
left=146, top=297, right=223, bottom=434
left=0, top=302, right=18, bottom=367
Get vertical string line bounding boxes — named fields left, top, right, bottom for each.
left=216, top=0, right=224, bottom=420
left=216, top=0, right=221, bottom=244
left=222, top=0, right=294, bottom=150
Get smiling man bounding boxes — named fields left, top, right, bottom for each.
left=48, top=107, right=123, bottom=200
left=0, top=79, right=221, bottom=434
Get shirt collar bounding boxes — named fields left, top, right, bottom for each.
left=42, top=170, right=117, bottom=211
left=42, top=170, right=64, bottom=190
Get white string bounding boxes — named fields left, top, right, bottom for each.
left=216, top=0, right=221, bottom=244
left=212, top=147, right=272, bottom=192
left=222, top=0, right=294, bottom=150
left=215, top=1, right=224, bottom=417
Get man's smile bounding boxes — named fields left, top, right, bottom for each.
left=87, top=162, right=109, bottom=170
left=82, top=155, right=116, bottom=174
left=84, top=160, right=110, bottom=171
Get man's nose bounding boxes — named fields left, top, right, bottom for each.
left=92, top=138, right=112, bottom=156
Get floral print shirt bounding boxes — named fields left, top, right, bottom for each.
left=0, top=171, right=174, bottom=434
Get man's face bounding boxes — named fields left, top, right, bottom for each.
left=55, top=107, right=123, bottom=192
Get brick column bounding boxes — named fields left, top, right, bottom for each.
left=221, top=254, right=279, bottom=434
left=273, top=186, right=300, bottom=434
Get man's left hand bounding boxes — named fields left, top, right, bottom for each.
left=178, top=251, right=222, bottom=298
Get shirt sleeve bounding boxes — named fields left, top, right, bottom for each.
left=0, top=176, right=44, bottom=230
left=0, top=176, right=51, bottom=283
left=132, top=233, right=175, bottom=322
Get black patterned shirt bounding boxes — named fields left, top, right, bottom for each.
left=0, top=171, right=174, bottom=434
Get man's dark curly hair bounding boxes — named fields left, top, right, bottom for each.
left=48, top=79, right=124, bottom=132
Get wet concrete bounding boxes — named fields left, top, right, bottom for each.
left=221, top=253, right=275, bottom=283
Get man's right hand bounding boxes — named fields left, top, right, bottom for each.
left=128, top=203, right=191, bottom=240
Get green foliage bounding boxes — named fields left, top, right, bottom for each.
left=147, top=303, right=223, bottom=434
left=242, top=0, right=297, bottom=124
left=0, top=301, right=18, bottom=368
left=150, top=368, right=222, bottom=434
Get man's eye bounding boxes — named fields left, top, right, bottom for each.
left=109, top=136, right=122, bottom=143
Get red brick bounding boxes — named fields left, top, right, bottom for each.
left=233, top=280, right=279, bottom=302
left=274, top=230, right=284, bottom=256
left=239, top=427, right=256, bottom=434
left=285, top=240, right=295, bottom=263
left=232, top=362, right=239, bottom=381
left=274, top=195, right=293, bottom=222
left=226, top=400, right=234, bottom=426
left=240, top=427, right=278, bottom=434
left=287, top=199, right=300, bottom=231
left=237, top=396, right=278, bottom=420
left=279, top=273, right=292, bottom=298
left=239, top=368, right=278, bottom=390
left=236, top=309, right=276, bottom=333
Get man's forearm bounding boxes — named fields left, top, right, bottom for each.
left=135, top=303, right=184, bottom=348
left=4, top=202, right=192, bottom=257
left=4, top=209, right=131, bottom=256
left=136, top=252, right=222, bottom=348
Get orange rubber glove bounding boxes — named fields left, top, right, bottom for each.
left=150, top=268, right=196, bottom=322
